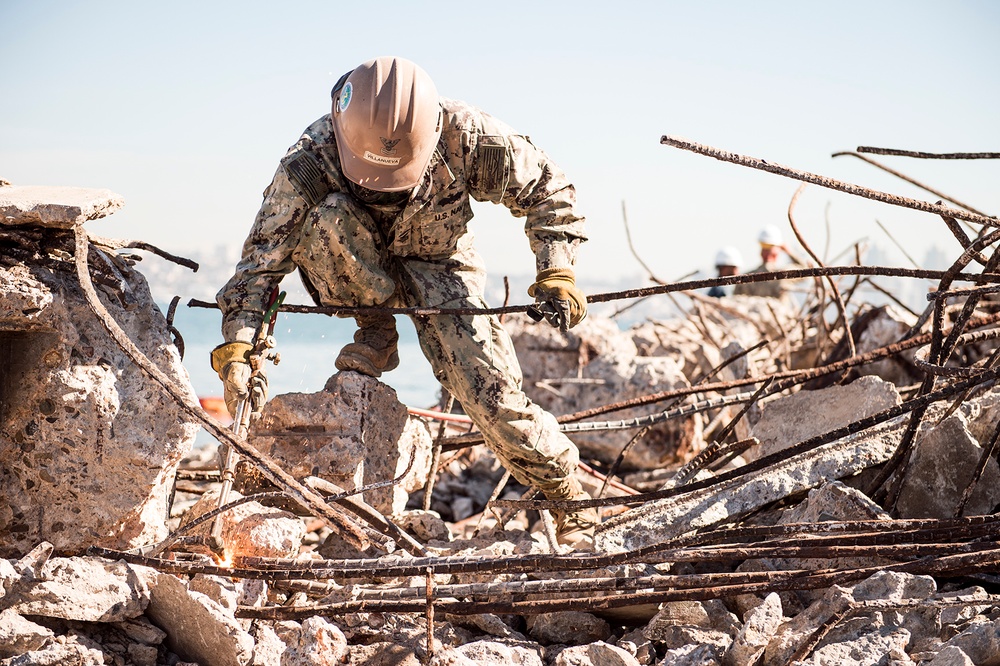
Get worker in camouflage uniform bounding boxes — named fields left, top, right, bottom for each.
left=212, top=56, right=597, bottom=547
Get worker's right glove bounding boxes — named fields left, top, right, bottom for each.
left=210, top=341, right=254, bottom=417
left=527, top=267, right=588, bottom=333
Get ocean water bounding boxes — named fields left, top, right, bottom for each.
left=167, top=303, right=441, bottom=415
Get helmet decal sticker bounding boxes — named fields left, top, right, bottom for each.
left=338, top=82, right=353, bottom=113
left=379, top=137, right=401, bottom=156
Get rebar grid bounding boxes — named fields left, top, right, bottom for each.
left=90, top=531, right=1000, bottom=619
left=69, top=133, right=1000, bottom=652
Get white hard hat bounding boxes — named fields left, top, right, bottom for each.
left=758, top=225, right=783, bottom=246
left=714, top=246, right=743, bottom=268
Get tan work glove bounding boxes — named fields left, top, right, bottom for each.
left=527, top=267, right=587, bottom=332
left=210, top=341, right=256, bottom=417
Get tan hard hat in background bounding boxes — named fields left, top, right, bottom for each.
left=332, top=56, right=442, bottom=192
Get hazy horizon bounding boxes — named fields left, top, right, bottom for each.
left=4, top=1, right=997, bottom=290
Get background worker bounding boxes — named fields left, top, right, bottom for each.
left=733, top=225, right=804, bottom=299
left=211, top=56, right=598, bottom=547
left=707, top=246, right=742, bottom=298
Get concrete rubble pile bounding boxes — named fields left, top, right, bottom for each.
left=5, top=180, right=1000, bottom=666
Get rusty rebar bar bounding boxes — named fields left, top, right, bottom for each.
left=499, top=366, right=1000, bottom=512
left=660, top=136, right=998, bottom=227
left=444, top=312, right=1000, bottom=451
left=856, top=147, right=1000, bottom=160
left=186, top=265, right=998, bottom=320
left=788, top=183, right=855, bottom=361
left=231, top=548, right=1000, bottom=619
left=832, top=151, right=992, bottom=219
left=72, top=226, right=383, bottom=554
left=870, top=231, right=1000, bottom=506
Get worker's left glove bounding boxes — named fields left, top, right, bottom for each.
left=527, top=268, right=587, bottom=332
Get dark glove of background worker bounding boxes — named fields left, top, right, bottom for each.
left=527, top=268, right=587, bottom=332
left=210, top=341, right=268, bottom=417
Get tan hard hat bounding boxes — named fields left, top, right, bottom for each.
left=332, top=56, right=442, bottom=192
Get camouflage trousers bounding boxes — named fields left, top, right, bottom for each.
left=291, top=192, right=581, bottom=499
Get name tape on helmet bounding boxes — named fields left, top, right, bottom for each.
left=363, top=150, right=401, bottom=166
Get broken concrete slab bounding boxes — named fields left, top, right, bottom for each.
left=113, top=616, right=167, bottom=647
left=445, top=612, right=527, bottom=642
left=927, top=645, right=976, bottom=666
left=140, top=568, right=254, bottom=666
left=803, top=626, right=911, bottom=666
left=0, top=609, right=54, bottom=658
left=849, top=571, right=940, bottom=646
left=344, top=641, right=423, bottom=666
left=245, top=372, right=433, bottom=515
left=10, top=556, right=149, bottom=622
left=896, top=412, right=1000, bottom=519
left=526, top=611, right=612, bottom=645
left=0, top=542, right=52, bottom=608
left=0, top=259, right=198, bottom=557
left=596, top=417, right=905, bottom=552
left=6, top=629, right=109, bottom=664
left=453, top=639, right=545, bottom=666
left=746, top=375, right=901, bottom=462
left=189, top=574, right=239, bottom=612
left=397, top=509, right=452, bottom=543
left=0, top=183, right=125, bottom=229
left=659, top=643, right=725, bottom=665
left=723, top=592, right=783, bottom=666
left=629, top=298, right=801, bottom=380
left=615, top=629, right=657, bottom=665
left=272, top=616, right=348, bottom=665
left=852, top=305, right=920, bottom=387
left=647, top=624, right=733, bottom=661
left=646, top=599, right=741, bottom=636
left=762, top=585, right=855, bottom=666
left=939, top=587, right=992, bottom=627
left=962, top=386, right=1000, bottom=450
left=940, top=617, right=1000, bottom=666
left=735, top=481, right=893, bottom=605
left=181, top=490, right=305, bottom=560
left=852, top=571, right=937, bottom=605
left=552, top=641, right=642, bottom=666
left=781, top=480, right=890, bottom=523
left=505, top=314, right=703, bottom=470
left=249, top=622, right=286, bottom=666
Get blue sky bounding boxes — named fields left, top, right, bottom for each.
left=3, top=0, right=998, bottom=285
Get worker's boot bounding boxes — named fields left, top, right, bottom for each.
left=550, top=476, right=600, bottom=550
left=335, top=314, right=399, bottom=378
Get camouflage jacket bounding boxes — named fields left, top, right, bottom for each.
left=217, top=97, right=587, bottom=341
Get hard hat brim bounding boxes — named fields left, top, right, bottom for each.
left=334, top=129, right=436, bottom=192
